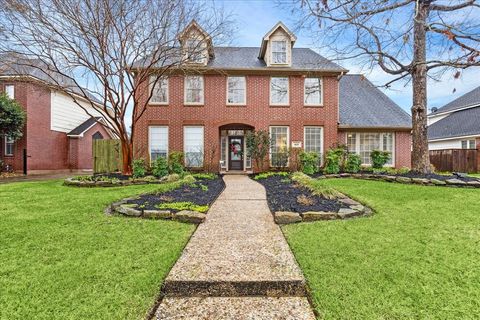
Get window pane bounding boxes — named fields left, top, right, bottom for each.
left=150, top=76, right=168, bottom=103
left=185, top=76, right=204, bottom=104
left=270, top=77, right=288, bottom=105
left=272, top=40, right=287, bottom=64
left=5, top=85, right=14, bottom=98
left=149, top=127, right=168, bottom=161
left=227, top=76, right=246, bottom=104
left=348, top=132, right=393, bottom=165
left=184, top=126, right=204, bottom=167
left=304, top=78, right=322, bottom=105
left=270, top=126, right=289, bottom=167
left=186, top=39, right=203, bottom=63
left=304, top=127, right=323, bottom=163
left=461, top=140, right=468, bottom=149
left=469, top=140, right=476, bottom=149
left=220, top=136, right=227, bottom=168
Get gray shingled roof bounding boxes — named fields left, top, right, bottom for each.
left=339, top=75, right=412, bottom=128
left=134, top=46, right=346, bottom=72
left=428, top=106, right=480, bottom=140
left=67, top=117, right=103, bottom=136
left=433, top=85, right=480, bottom=114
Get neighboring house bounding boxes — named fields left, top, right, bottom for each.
left=428, top=86, right=480, bottom=150
left=132, top=21, right=412, bottom=172
left=0, top=57, right=114, bottom=174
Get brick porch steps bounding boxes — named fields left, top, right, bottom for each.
left=155, top=175, right=315, bottom=319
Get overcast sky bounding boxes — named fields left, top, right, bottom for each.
left=218, top=0, right=479, bottom=114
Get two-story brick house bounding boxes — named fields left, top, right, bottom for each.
left=133, top=21, right=412, bottom=172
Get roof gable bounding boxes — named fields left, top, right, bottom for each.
left=259, top=21, right=297, bottom=60
left=432, top=85, right=480, bottom=115
left=428, top=106, right=480, bottom=140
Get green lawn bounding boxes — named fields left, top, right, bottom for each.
left=0, top=180, right=195, bottom=320
left=283, top=179, right=480, bottom=319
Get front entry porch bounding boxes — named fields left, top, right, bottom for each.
left=219, top=124, right=253, bottom=174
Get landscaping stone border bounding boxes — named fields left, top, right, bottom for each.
left=273, top=195, right=373, bottom=224
left=106, top=197, right=206, bottom=224
left=317, top=173, right=480, bottom=188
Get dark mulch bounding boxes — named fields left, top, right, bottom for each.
left=312, top=171, right=480, bottom=182
left=255, top=175, right=348, bottom=213
left=126, top=175, right=225, bottom=211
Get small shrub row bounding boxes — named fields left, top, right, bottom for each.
left=156, top=201, right=209, bottom=213
left=132, top=151, right=186, bottom=179
left=253, top=171, right=289, bottom=180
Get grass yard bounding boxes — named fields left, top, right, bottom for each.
left=0, top=180, right=195, bottom=320
left=283, top=179, right=480, bottom=319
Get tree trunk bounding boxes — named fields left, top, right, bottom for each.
left=411, top=1, right=431, bottom=173
left=120, top=138, right=133, bottom=175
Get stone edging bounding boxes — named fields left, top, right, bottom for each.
left=318, top=173, right=480, bottom=188
left=105, top=197, right=206, bottom=224
left=274, top=196, right=372, bottom=224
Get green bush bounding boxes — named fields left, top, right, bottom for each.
left=192, top=173, right=216, bottom=180
left=168, top=152, right=185, bottom=175
left=253, top=171, right=289, bottom=180
left=324, top=149, right=341, bottom=174
left=157, top=201, right=209, bottom=213
left=299, top=151, right=319, bottom=175
left=345, top=153, right=362, bottom=173
left=132, top=159, right=146, bottom=178
left=151, top=157, right=169, bottom=178
left=370, top=150, right=391, bottom=169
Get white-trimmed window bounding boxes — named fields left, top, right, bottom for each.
left=304, top=78, right=323, bottom=106
left=347, top=132, right=394, bottom=166
left=271, top=40, right=287, bottom=64
left=150, top=76, right=168, bottom=104
left=304, top=126, right=323, bottom=165
left=148, top=126, right=168, bottom=162
left=185, top=39, right=204, bottom=63
left=270, top=77, right=289, bottom=105
left=5, top=85, right=14, bottom=98
left=461, top=139, right=476, bottom=149
left=270, top=126, right=289, bottom=167
left=227, top=76, right=246, bottom=105
left=184, top=76, right=204, bottom=105
left=4, top=136, right=14, bottom=156
left=184, top=126, right=204, bottom=167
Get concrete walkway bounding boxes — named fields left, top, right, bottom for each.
left=156, top=175, right=315, bottom=319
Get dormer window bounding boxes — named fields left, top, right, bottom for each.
left=185, top=39, right=204, bottom=64
left=178, top=20, right=214, bottom=66
left=272, top=40, right=287, bottom=64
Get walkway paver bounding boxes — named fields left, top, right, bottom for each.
left=156, top=175, right=315, bottom=319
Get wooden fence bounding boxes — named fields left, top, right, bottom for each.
left=93, top=139, right=122, bottom=173
left=429, top=149, right=478, bottom=173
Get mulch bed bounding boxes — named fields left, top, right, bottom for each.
left=255, top=175, right=349, bottom=213
left=126, top=175, right=225, bottom=212
left=94, top=172, right=131, bottom=181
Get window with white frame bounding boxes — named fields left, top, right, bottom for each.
left=4, top=136, right=14, bottom=156
left=149, top=126, right=168, bottom=162
left=304, top=78, right=323, bottom=106
left=304, top=126, right=323, bottom=165
left=461, top=139, right=476, bottom=149
left=184, top=126, right=204, bottom=167
left=185, top=76, right=204, bottom=104
left=5, top=85, right=14, bottom=98
left=220, top=136, right=227, bottom=168
left=270, top=126, right=289, bottom=167
left=270, top=77, right=289, bottom=105
left=347, top=132, right=394, bottom=166
left=185, top=39, right=204, bottom=63
left=227, top=76, right=246, bottom=105
left=150, top=76, right=168, bottom=104
left=271, top=40, right=287, bottom=64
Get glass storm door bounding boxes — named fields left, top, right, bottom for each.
left=229, top=137, right=244, bottom=170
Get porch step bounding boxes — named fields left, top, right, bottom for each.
left=155, top=297, right=316, bottom=320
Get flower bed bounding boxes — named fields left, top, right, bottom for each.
left=107, top=173, right=225, bottom=223
left=64, top=172, right=182, bottom=187
left=253, top=172, right=373, bottom=224
left=314, top=171, right=480, bottom=187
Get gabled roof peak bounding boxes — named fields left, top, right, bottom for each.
left=178, top=20, right=211, bottom=41
left=259, top=21, right=297, bottom=60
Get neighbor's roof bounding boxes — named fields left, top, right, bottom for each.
left=0, top=53, right=101, bottom=103
left=339, top=74, right=412, bottom=129
left=67, top=117, right=103, bottom=137
left=133, top=46, right=346, bottom=72
left=432, top=85, right=480, bottom=114
left=428, top=106, right=480, bottom=140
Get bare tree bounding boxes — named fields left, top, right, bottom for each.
left=293, top=0, right=480, bottom=173
left=0, top=0, right=231, bottom=174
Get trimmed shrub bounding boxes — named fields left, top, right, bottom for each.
left=151, top=157, right=169, bottom=178
left=324, top=149, right=341, bottom=174
left=132, top=159, right=147, bottom=178
left=168, top=151, right=185, bottom=175
left=299, top=151, right=319, bottom=175
left=370, top=150, right=391, bottom=169
left=345, top=153, right=362, bottom=173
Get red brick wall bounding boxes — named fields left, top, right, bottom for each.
left=134, top=74, right=340, bottom=171
left=395, top=131, right=412, bottom=168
